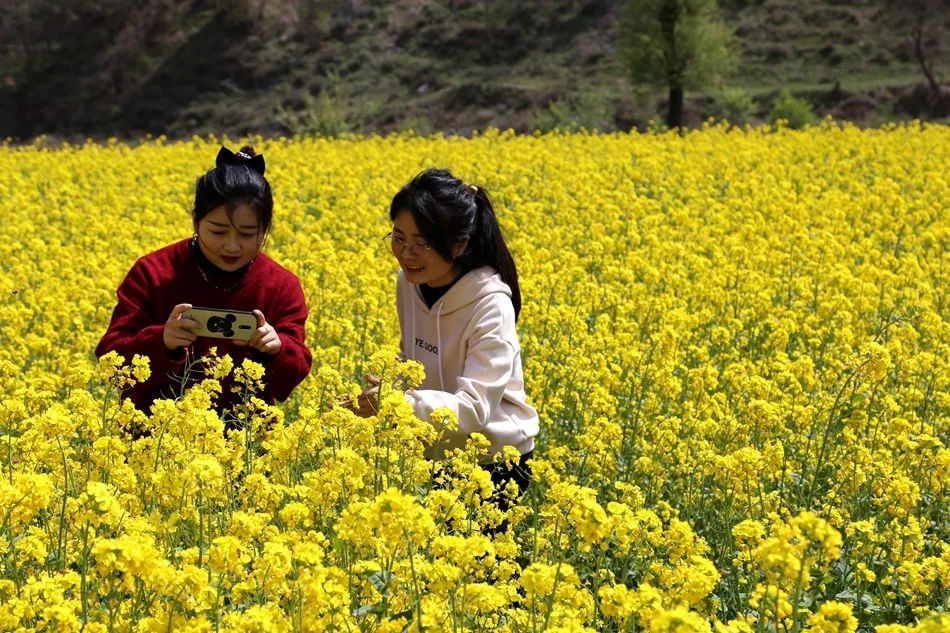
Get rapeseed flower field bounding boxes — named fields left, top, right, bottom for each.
left=0, top=124, right=947, bottom=632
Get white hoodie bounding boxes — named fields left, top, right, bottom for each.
left=397, top=266, right=539, bottom=460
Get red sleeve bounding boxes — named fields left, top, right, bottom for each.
left=96, top=261, right=184, bottom=399
left=257, top=275, right=312, bottom=402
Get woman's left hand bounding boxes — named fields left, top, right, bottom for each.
left=241, top=309, right=281, bottom=356
left=352, top=374, right=381, bottom=417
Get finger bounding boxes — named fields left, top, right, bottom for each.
left=364, top=374, right=381, bottom=386
left=248, top=326, right=265, bottom=348
left=252, top=309, right=266, bottom=327
left=169, top=320, right=198, bottom=336
left=178, top=318, right=201, bottom=331
left=260, top=336, right=281, bottom=356
left=232, top=339, right=248, bottom=346
left=169, top=333, right=195, bottom=348
left=357, top=389, right=378, bottom=409
left=170, top=303, right=193, bottom=320
left=253, top=325, right=279, bottom=352
left=179, top=330, right=198, bottom=344
left=334, top=394, right=351, bottom=408
left=252, top=321, right=273, bottom=344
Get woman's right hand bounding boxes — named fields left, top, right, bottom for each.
left=163, top=303, right=199, bottom=350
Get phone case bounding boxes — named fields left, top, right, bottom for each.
left=183, top=307, right=258, bottom=341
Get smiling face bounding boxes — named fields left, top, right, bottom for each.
left=391, top=209, right=464, bottom=287
left=194, top=204, right=264, bottom=271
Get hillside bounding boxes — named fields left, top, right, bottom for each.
left=1, top=0, right=947, bottom=140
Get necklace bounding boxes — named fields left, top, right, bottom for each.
left=190, top=237, right=252, bottom=293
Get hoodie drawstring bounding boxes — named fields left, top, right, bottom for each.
left=435, top=301, right=444, bottom=391
left=408, top=281, right=416, bottom=361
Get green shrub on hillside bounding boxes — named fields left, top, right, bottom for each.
left=770, top=89, right=815, bottom=129
left=711, top=87, right=758, bottom=124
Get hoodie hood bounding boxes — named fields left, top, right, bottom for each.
left=405, top=266, right=511, bottom=317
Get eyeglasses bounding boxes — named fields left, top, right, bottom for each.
left=385, top=232, right=433, bottom=256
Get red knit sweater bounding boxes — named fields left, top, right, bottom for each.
left=96, top=238, right=312, bottom=413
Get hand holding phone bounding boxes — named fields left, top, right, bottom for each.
left=164, top=303, right=199, bottom=350
left=244, top=309, right=282, bottom=356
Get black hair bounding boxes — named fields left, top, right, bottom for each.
left=390, top=168, right=522, bottom=319
left=193, top=145, right=273, bottom=234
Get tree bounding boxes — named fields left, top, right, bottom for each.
left=620, top=0, right=735, bottom=128
left=885, top=0, right=948, bottom=102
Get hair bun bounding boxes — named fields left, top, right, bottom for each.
left=216, top=145, right=265, bottom=176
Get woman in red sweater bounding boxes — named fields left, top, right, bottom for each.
left=96, top=145, right=312, bottom=416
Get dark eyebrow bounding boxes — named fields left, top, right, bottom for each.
left=209, top=220, right=258, bottom=230
left=393, top=226, right=425, bottom=239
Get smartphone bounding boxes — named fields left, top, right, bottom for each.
left=182, top=307, right=257, bottom=341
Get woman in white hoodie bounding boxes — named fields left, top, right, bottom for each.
left=358, top=168, right=539, bottom=506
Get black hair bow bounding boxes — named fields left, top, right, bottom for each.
left=216, top=147, right=266, bottom=176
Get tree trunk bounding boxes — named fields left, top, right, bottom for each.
left=667, top=84, right=683, bottom=129
left=911, top=22, right=941, bottom=98
left=659, top=0, right=682, bottom=129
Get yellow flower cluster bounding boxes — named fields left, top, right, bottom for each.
left=0, top=124, right=947, bottom=630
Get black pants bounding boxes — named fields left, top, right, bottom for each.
left=481, top=450, right=533, bottom=519
left=432, top=450, right=533, bottom=535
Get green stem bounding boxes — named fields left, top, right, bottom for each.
left=404, top=530, right=424, bottom=629
left=80, top=523, right=90, bottom=624
left=197, top=487, right=204, bottom=568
